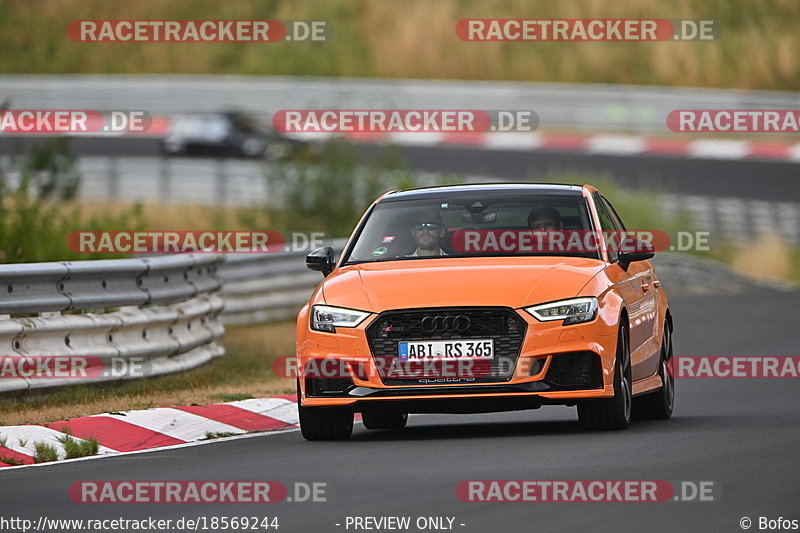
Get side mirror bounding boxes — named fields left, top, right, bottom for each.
left=617, top=239, right=655, bottom=268
left=306, top=247, right=335, bottom=276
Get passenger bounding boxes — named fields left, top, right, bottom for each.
left=527, top=206, right=566, bottom=253
left=527, top=206, right=565, bottom=231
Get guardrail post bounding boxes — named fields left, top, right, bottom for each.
left=215, top=158, right=227, bottom=206
left=159, top=155, right=171, bottom=202
left=108, top=156, right=120, bottom=202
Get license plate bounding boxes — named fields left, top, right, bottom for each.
left=398, top=339, right=494, bottom=361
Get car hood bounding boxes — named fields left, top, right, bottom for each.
left=322, top=257, right=605, bottom=312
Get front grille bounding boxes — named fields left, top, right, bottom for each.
left=544, top=351, right=603, bottom=389
left=366, top=308, right=527, bottom=385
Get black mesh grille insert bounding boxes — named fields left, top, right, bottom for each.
left=306, top=376, right=354, bottom=397
left=544, top=352, right=603, bottom=389
left=366, top=308, right=527, bottom=385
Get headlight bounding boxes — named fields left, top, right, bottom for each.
left=524, top=297, right=598, bottom=325
left=311, top=305, right=370, bottom=333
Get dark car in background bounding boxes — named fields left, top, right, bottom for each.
left=162, top=111, right=311, bottom=159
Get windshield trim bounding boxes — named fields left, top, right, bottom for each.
left=342, top=251, right=603, bottom=267
left=338, top=201, right=378, bottom=268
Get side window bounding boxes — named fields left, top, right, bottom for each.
left=594, top=194, right=619, bottom=262
left=600, top=195, right=626, bottom=231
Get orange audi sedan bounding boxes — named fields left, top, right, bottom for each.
left=296, top=183, right=674, bottom=440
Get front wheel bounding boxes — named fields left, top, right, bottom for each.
left=578, top=323, right=632, bottom=431
left=297, top=382, right=353, bottom=440
left=633, top=324, right=674, bottom=420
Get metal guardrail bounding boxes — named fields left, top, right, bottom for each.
left=0, top=243, right=347, bottom=393
left=1, top=254, right=222, bottom=314
left=0, top=254, right=225, bottom=393
left=1, top=75, right=799, bottom=133
left=218, top=240, right=347, bottom=325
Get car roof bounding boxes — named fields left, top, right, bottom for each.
left=379, top=182, right=585, bottom=202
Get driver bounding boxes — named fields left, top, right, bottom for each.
left=408, top=210, right=447, bottom=256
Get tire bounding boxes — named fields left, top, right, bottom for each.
left=362, top=410, right=408, bottom=430
left=297, top=382, right=353, bottom=440
left=162, top=140, right=183, bottom=155
left=632, top=324, right=675, bottom=420
left=240, top=137, right=265, bottom=157
left=578, top=323, right=632, bottom=430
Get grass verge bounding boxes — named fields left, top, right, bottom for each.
left=203, top=431, right=239, bottom=440
left=58, top=431, right=100, bottom=459
left=0, top=455, right=23, bottom=466
left=32, top=441, right=59, bottom=463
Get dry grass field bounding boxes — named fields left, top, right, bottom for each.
left=0, top=0, right=797, bottom=89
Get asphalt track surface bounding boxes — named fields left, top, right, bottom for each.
left=2, top=136, right=799, bottom=201
left=2, top=289, right=798, bottom=532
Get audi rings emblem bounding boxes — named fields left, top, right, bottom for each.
left=420, top=315, right=471, bottom=333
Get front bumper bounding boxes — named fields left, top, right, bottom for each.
left=297, top=307, right=617, bottom=409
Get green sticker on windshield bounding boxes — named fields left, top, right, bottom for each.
left=372, top=247, right=388, bottom=256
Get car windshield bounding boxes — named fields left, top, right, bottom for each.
left=344, top=192, right=601, bottom=263
left=229, top=113, right=264, bottom=133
